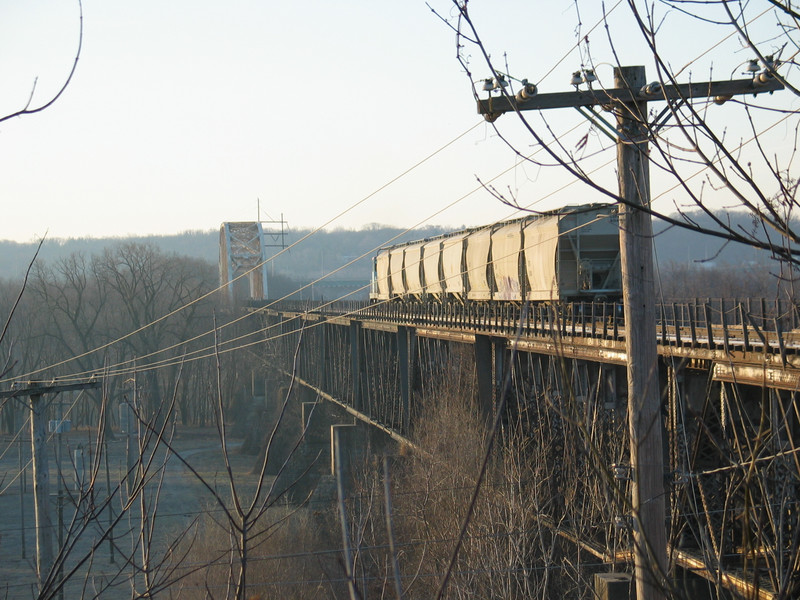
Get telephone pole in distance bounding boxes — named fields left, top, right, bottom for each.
left=1, top=379, right=101, bottom=592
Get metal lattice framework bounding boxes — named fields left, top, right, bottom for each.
left=257, top=299, right=800, bottom=599
left=219, top=222, right=270, bottom=305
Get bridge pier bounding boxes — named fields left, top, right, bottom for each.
left=475, top=335, right=507, bottom=419
left=330, top=418, right=384, bottom=491
left=397, top=326, right=417, bottom=434
left=256, top=302, right=800, bottom=599
left=350, top=321, right=363, bottom=412
left=320, top=320, right=329, bottom=394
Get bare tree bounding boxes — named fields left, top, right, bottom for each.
left=436, top=1, right=799, bottom=266
left=425, top=3, right=800, bottom=599
left=0, top=0, right=83, bottom=125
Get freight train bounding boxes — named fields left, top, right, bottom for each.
left=369, top=204, right=621, bottom=304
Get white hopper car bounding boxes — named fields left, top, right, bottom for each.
left=369, top=204, right=621, bottom=304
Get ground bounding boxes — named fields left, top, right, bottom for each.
left=0, top=426, right=262, bottom=599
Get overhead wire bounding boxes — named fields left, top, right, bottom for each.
left=533, top=0, right=624, bottom=88
left=96, top=207, right=616, bottom=389
left=3, top=0, right=641, bottom=386
left=10, top=0, right=768, bottom=392
left=671, top=4, right=774, bottom=79
left=1, top=121, right=484, bottom=385
left=27, top=114, right=599, bottom=384
left=0, top=388, right=89, bottom=495
left=4, top=1, right=790, bottom=454
left=42, top=137, right=615, bottom=384
left=33, top=100, right=794, bottom=385
left=21, top=104, right=791, bottom=384
left=0, top=2, right=659, bottom=385
left=4, top=9, right=788, bottom=596
left=10, top=98, right=790, bottom=391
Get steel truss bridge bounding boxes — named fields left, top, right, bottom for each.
left=254, top=297, right=800, bottom=600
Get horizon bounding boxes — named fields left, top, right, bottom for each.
left=1, top=2, right=789, bottom=243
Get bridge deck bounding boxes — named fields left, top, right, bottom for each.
left=260, top=298, right=800, bottom=390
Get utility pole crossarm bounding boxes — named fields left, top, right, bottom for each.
left=4, top=377, right=101, bottom=592
left=0, top=380, right=101, bottom=399
left=477, top=76, right=784, bottom=118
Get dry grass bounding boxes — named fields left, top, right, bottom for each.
left=165, top=505, right=344, bottom=599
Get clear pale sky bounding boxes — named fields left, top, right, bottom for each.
left=0, top=1, right=791, bottom=242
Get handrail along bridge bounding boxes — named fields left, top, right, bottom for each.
left=252, top=296, right=800, bottom=600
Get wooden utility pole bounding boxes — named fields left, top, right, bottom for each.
left=30, top=383, right=54, bottom=590
left=1, top=379, right=100, bottom=592
left=614, top=65, right=667, bottom=599
left=476, top=66, right=782, bottom=600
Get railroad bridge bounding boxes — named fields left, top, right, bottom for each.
left=251, top=297, right=800, bottom=599
left=258, top=298, right=800, bottom=427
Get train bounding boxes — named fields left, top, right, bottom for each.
left=369, top=204, right=622, bottom=304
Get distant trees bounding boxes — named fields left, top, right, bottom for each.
left=95, top=243, right=216, bottom=420
left=658, top=261, right=785, bottom=299
left=0, top=242, right=220, bottom=431
left=0, top=238, right=311, bottom=598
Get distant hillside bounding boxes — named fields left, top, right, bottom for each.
left=0, top=211, right=789, bottom=291
left=0, top=231, right=220, bottom=280
left=0, top=226, right=452, bottom=299
left=652, top=213, right=773, bottom=268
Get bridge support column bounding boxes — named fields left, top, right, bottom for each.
left=301, top=397, right=330, bottom=456
left=300, top=398, right=335, bottom=462
left=350, top=321, right=363, bottom=412
left=601, top=365, right=621, bottom=410
left=302, top=401, right=317, bottom=434
left=682, top=369, right=707, bottom=415
left=251, top=370, right=266, bottom=408
left=297, top=319, right=308, bottom=381
left=331, top=422, right=361, bottom=487
left=278, top=313, right=289, bottom=364
left=397, top=326, right=417, bottom=434
left=475, top=335, right=507, bottom=419
left=320, top=320, right=329, bottom=393
left=666, top=364, right=684, bottom=494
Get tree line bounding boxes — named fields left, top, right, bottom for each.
left=0, top=242, right=237, bottom=432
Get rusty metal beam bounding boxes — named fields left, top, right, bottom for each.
left=712, top=361, right=800, bottom=391
left=265, top=308, right=800, bottom=392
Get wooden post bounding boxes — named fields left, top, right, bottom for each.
left=615, top=65, right=668, bottom=600
left=30, top=385, right=54, bottom=590
left=333, top=426, right=359, bottom=600
left=0, top=380, right=100, bottom=591
left=104, top=441, right=115, bottom=564
left=19, top=438, right=27, bottom=559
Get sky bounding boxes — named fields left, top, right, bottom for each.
left=0, top=1, right=795, bottom=243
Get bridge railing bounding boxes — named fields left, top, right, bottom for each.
left=267, top=298, right=798, bottom=356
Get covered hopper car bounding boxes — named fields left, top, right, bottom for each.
left=369, top=204, right=621, bottom=304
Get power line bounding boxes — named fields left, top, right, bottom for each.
left=1, top=0, right=665, bottom=386
left=18, top=117, right=599, bottom=384
left=7, top=20, right=790, bottom=392
left=2, top=121, right=484, bottom=385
